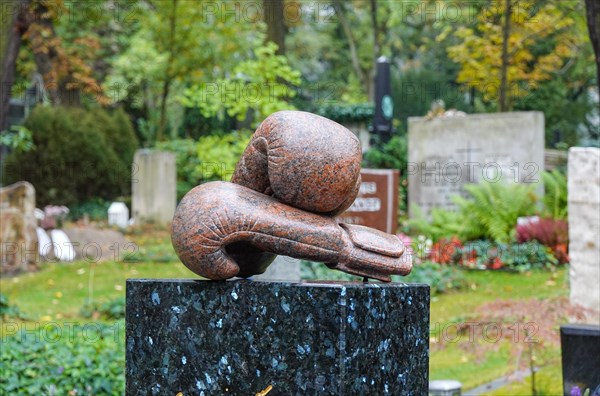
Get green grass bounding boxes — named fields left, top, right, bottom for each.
left=430, top=269, right=568, bottom=324
left=486, top=362, right=563, bottom=395
left=0, top=229, right=570, bottom=396
left=428, top=268, right=568, bottom=392
left=0, top=260, right=195, bottom=321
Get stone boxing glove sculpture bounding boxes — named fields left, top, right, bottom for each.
left=171, top=111, right=412, bottom=281
left=231, top=111, right=362, bottom=216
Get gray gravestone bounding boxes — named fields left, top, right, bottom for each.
left=408, top=112, right=544, bottom=218
left=252, top=255, right=301, bottom=282
left=568, top=147, right=600, bottom=321
left=132, top=150, right=176, bottom=226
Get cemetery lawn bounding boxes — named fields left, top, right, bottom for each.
left=1, top=228, right=568, bottom=394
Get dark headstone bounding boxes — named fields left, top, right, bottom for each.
left=560, top=324, right=600, bottom=396
left=373, top=56, right=394, bottom=142
left=126, top=279, right=430, bottom=395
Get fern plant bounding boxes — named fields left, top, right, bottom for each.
left=454, top=182, right=538, bottom=243
left=410, top=181, right=539, bottom=243
left=408, top=206, right=482, bottom=242
left=541, top=170, right=567, bottom=220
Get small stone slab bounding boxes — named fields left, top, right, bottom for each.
left=126, top=279, right=429, bottom=395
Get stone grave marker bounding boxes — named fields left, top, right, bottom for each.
left=0, top=181, right=37, bottom=272
left=408, top=112, right=544, bottom=218
left=132, top=150, right=176, bottom=226
left=568, top=147, right=600, bottom=320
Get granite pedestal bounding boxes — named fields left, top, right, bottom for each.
left=126, top=280, right=430, bottom=395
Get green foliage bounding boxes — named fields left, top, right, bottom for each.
left=463, top=240, right=559, bottom=272
left=410, top=207, right=482, bottom=243
left=364, top=135, right=407, bottom=170
left=311, top=103, right=374, bottom=124
left=391, top=69, right=472, bottom=133
left=396, top=261, right=466, bottom=294
left=4, top=106, right=138, bottom=207
left=156, top=131, right=252, bottom=200
left=363, top=135, right=409, bottom=215
left=182, top=42, right=301, bottom=127
left=0, top=323, right=125, bottom=395
left=103, top=0, right=264, bottom=143
left=455, top=182, right=538, bottom=243
left=301, top=260, right=359, bottom=281
left=0, top=125, right=35, bottom=153
left=0, top=293, right=24, bottom=319
left=410, top=181, right=538, bottom=243
left=301, top=260, right=465, bottom=295
left=80, top=297, right=125, bottom=320
left=68, top=198, right=111, bottom=221
left=542, top=170, right=568, bottom=220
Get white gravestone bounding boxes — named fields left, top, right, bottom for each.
left=132, top=150, right=176, bottom=226
left=568, top=147, right=600, bottom=320
left=408, top=112, right=544, bottom=218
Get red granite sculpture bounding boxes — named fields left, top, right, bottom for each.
left=171, top=111, right=411, bottom=281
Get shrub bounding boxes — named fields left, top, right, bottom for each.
left=311, top=103, right=374, bottom=123
left=363, top=135, right=408, bottom=216
left=427, top=238, right=560, bottom=271
left=0, top=293, right=24, bottom=320
left=68, top=198, right=111, bottom=221
left=542, top=170, right=568, bottom=220
left=516, top=218, right=569, bottom=263
left=4, top=106, right=138, bottom=207
left=397, top=261, right=466, bottom=294
left=80, top=297, right=126, bottom=320
left=460, top=240, right=559, bottom=272
left=0, top=323, right=124, bottom=395
left=300, top=260, right=465, bottom=294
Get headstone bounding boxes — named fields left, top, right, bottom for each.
left=252, top=255, right=301, bottom=281
left=108, top=202, right=129, bottom=229
left=338, top=169, right=399, bottom=233
left=126, top=279, right=430, bottom=394
left=49, top=229, right=76, bottom=262
left=568, top=147, right=600, bottom=319
left=408, top=112, right=544, bottom=218
left=373, top=56, right=394, bottom=142
left=560, top=324, right=600, bottom=395
left=0, top=181, right=37, bottom=272
left=132, top=150, right=176, bottom=226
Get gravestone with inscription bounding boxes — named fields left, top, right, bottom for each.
left=408, top=112, right=544, bottom=218
left=338, top=169, right=399, bottom=233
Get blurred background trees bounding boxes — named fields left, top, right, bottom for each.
left=1, top=0, right=598, bottom=154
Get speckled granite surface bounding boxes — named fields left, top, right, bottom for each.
left=126, top=279, right=429, bottom=395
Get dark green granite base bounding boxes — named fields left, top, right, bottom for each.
left=126, top=280, right=429, bottom=395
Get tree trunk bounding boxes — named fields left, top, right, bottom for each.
left=157, top=0, right=178, bottom=142
left=263, top=0, right=286, bottom=54
left=585, top=0, right=600, bottom=102
left=369, top=0, right=380, bottom=101
left=1, top=0, right=31, bottom=132
left=26, top=1, right=61, bottom=105
left=332, top=0, right=367, bottom=95
left=499, top=0, right=512, bottom=112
